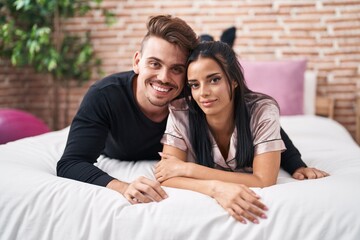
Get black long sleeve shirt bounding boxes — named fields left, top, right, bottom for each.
left=57, top=71, right=167, bottom=186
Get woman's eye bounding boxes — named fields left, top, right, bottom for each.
left=211, top=77, right=221, bottom=83
left=188, top=83, right=199, bottom=89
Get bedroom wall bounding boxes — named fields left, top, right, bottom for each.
left=1, top=0, right=359, bottom=141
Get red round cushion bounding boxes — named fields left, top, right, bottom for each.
left=0, top=109, right=50, bottom=144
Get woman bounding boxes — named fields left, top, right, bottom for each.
left=155, top=41, right=328, bottom=224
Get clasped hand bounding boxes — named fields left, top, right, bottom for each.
left=154, top=152, right=188, bottom=182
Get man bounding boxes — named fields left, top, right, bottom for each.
left=57, top=15, right=326, bottom=207
left=57, top=15, right=198, bottom=205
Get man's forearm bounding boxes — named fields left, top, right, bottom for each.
left=280, top=127, right=307, bottom=174
left=106, top=179, right=129, bottom=195
left=57, top=159, right=115, bottom=186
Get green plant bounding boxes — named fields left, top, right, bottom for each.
left=0, top=0, right=115, bottom=129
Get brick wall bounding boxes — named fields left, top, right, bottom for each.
left=1, top=0, right=359, bottom=140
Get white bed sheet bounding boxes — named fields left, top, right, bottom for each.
left=1, top=115, right=360, bottom=240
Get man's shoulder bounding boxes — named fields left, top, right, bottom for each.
left=94, top=70, right=135, bottom=90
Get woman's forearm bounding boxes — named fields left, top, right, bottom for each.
left=158, top=146, right=280, bottom=188
left=186, top=163, right=269, bottom=187
left=185, top=151, right=281, bottom=188
left=161, top=176, right=269, bottom=224
left=161, top=176, right=217, bottom=197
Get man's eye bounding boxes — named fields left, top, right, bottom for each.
left=172, top=67, right=184, bottom=74
left=149, top=61, right=160, bottom=68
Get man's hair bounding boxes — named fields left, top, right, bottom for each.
left=141, top=15, right=199, bottom=55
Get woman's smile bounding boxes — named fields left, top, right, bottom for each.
left=200, top=99, right=217, bottom=108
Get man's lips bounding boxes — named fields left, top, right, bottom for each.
left=150, top=81, right=177, bottom=93
left=151, top=83, right=172, bottom=93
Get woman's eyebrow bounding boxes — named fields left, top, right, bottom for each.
left=188, top=72, right=220, bottom=82
left=206, top=72, right=220, bottom=79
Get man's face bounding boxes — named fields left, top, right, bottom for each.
left=133, top=36, right=187, bottom=109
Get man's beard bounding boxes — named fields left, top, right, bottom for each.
left=146, top=96, right=171, bottom=107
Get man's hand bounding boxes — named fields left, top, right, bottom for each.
left=107, top=177, right=168, bottom=204
left=292, top=167, right=329, bottom=180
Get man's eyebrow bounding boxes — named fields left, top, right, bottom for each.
left=147, top=57, right=162, bottom=62
left=147, top=57, right=185, bottom=68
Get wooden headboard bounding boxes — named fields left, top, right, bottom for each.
left=356, top=96, right=360, bottom=144
left=315, top=96, right=335, bottom=119
left=316, top=96, right=360, bottom=145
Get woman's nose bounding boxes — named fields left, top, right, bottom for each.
left=199, top=84, right=210, bottom=96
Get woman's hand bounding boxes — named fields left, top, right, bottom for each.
left=211, top=181, right=268, bottom=224
left=155, top=152, right=189, bottom=182
left=292, top=167, right=330, bottom=180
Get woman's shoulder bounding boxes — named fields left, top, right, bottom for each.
left=168, top=98, right=190, bottom=126
left=245, top=92, right=280, bottom=114
left=169, top=98, right=190, bottom=111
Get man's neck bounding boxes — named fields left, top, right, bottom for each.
left=142, top=105, right=169, bottom=123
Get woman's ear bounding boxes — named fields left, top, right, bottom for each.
left=232, top=80, right=238, bottom=88
left=132, top=51, right=141, bottom=74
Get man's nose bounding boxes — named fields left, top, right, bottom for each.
left=158, top=68, right=170, bottom=82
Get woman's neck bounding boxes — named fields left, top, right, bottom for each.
left=206, top=100, right=235, bottom=137
left=206, top=109, right=235, bottom=159
left=207, top=116, right=234, bottom=137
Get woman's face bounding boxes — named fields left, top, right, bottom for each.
left=187, top=57, right=236, bottom=117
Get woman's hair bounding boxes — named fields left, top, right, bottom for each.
left=184, top=41, right=255, bottom=169
left=141, top=15, right=199, bottom=56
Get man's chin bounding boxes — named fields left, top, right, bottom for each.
left=147, top=97, right=171, bottom=108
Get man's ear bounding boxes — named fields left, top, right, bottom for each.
left=133, top=51, right=141, bottom=74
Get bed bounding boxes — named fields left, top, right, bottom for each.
left=1, top=65, right=360, bottom=239
left=1, top=114, right=360, bottom=239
